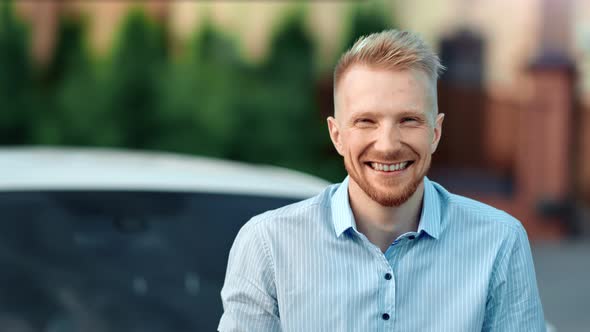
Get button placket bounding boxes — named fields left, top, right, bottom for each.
left=380, top=264, right=395, bottom=329
left=355, top=229, right=397, bottom=328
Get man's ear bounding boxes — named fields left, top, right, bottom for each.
left=431, top=113, right=445, bottom=154
left=327, top=116, right=344, bottom=157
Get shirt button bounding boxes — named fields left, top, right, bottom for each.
left=384, top=273, right=392, bottom=280
left=382, top=313, right=390, bottom=320
left=408, top=235, right=416, bottom=240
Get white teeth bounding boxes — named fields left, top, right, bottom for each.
left=370, top=161, right=410, bottom=172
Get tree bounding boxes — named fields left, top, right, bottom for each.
left=44, top=16, right=87, bottom=86
left=104, top=8, right=167, bottom=149
left=230, top=12, right=326, bottom=177
left=156, top=23, right=241, bottom=158
left=0, top=1, right=34, bottom=145
left=36, top=15, right=100, bottom=145
left=53, top=17, right=117, bottom=147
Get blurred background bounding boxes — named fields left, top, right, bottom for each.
left=0, top=0, right=589, bottom=329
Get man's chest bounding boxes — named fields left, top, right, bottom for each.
left=271, top=236, right=496, bottom=332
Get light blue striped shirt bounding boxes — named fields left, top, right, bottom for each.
left=218, top=177, right=546, bottom=331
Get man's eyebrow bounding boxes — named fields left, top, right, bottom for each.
left=397, top=110, right=427, bottom=118
left=346, top=108, right=428, bottom=121
left=348, top=111, right=380, bottom=119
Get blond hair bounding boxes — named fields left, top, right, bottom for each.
left=335, top=29, right=443, bottom=85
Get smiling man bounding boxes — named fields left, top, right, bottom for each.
left=219, top=30, right=546, bottom=332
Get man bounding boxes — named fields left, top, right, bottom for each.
left=218, top=30, right=546, bottom=331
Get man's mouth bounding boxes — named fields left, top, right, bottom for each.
left=367, top=161, right=414, bottom=172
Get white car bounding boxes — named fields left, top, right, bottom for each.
left=0, top=147, right=329, bottom=332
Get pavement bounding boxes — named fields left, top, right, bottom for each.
left=532, top=239, right=590, bottom=332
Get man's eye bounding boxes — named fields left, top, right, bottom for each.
left=401, top=117, right=418, bottom=123
left=356, top=118, right=373, bottom=124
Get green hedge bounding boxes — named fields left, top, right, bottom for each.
left=0, top=2, right=394, bottom=182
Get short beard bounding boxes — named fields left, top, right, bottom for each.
left=344, top=157, right=428, bottom=207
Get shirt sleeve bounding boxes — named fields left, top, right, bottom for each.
left=482, top=223, right=546, bottom=332
left=218, top=219, right=281, bottom=332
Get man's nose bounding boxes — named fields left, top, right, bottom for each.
left=374, top=124, right=402, bottom=152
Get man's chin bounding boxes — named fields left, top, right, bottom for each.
left=357, top=177, right=424, bottom=207
left=368, top=189, right=416, bottom=207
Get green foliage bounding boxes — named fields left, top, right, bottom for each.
left=36, top=16, right=105, bottom=145
left=0, top=1, right=34, bottom=144
left=1, top=4, right=399, bottom=182
left=105, top=8, right=168, bottom=149
left=54, top=23, right=116, bottom=147
left=44, top=16, right=87, bottom=85
left=156, top=23, right=240, bottom=157
left=231, top=13, right=327, bottom=177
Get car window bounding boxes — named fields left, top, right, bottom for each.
left=0, top=191, right=299, bottom=332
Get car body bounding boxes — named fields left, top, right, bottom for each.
left=0, top=147, right=330, bottom=332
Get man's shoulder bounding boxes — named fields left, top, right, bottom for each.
left=243, top=183, right=337, bottom=232
left=432, top=181, right=525, bottom=234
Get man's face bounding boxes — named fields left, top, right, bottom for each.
left=328, top=65, right=444, bottom=207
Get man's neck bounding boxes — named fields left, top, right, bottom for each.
left=348, top=180, right=425, bottom=253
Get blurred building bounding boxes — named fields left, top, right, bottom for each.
left=10, top=0, right=590, bottom=239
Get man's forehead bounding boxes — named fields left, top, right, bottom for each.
left=334, top=65, right=436, bottom=119
left=338, top=68, right=430, bottom=104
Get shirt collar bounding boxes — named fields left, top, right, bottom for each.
left=330, top=176, right=442, bottom=239
left=331, top=177, right=358, bottom=237
left=418, top=177, right=442, bottom=239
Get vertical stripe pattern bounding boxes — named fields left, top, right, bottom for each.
left=218, top=177, right=546, bottom=332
